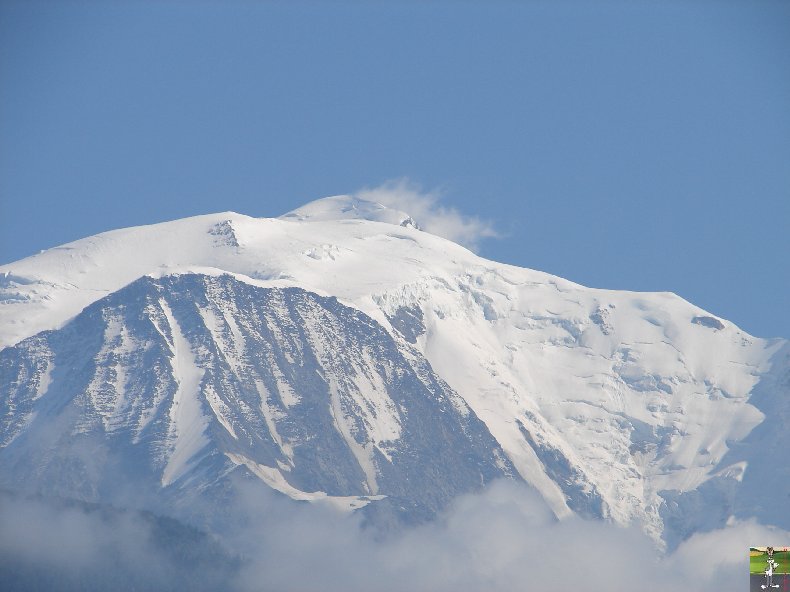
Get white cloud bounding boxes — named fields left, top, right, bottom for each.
left=354, top=179, right=498, bottom=252
left=229, top=480, right=784, bottom=592
left=0, top=492, right=234, bottom=590
left=4, top=481, right=785, bottom=591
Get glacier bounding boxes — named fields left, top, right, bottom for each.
left=0, top=195, right=787, bottom=550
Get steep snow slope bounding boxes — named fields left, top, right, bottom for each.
left=0, top=195, right=787, bottom=546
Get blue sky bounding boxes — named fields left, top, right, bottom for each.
left=1, top=1, right=788, bottom=339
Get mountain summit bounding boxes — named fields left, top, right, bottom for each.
left=280, top=195, right=421, bottom=230
left=1, top=198, right=788, bottom=549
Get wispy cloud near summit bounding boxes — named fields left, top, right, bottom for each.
left=355, top=179, right=498, bottom=252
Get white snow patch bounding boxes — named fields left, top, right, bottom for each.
left=255, top=379, right=294, bottom=463
left=224, top=452, right=383, bottom=511
left=353, top=352, right=403, bottom=445
left=33, top=359, right=53, bottom=401
left=326, top=377, right=380, bottom=495
left=204, top=383, right=238, bottom=440
left=160, top=299, right=209, bottom=487
left=273, top=372, right=300, bottom=408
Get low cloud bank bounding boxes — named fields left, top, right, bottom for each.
left=355, top=179, right=498, bottom=251
left=0, top=491, right=237, bottom=592
left=1, top=482, right=786, bottom=591
left=231, top=480, right=787, bottom=592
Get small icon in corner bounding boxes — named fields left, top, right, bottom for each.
left=751, top=546, right=789, bottom=591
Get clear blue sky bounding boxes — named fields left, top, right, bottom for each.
left=1, top=1, right=788, bottom=339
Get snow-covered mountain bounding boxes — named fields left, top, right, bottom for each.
left=1, top=195, right=787, bottom=548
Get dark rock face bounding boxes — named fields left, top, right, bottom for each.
left=385, top=304, right=426, bottom=344
left=0, top=273, right=515, bottom=523
left=691, top=316, right=725, bottom=330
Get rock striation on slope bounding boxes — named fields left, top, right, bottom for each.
left=0, top=273, right=515, bottom=525
left=0, top=195, right=787, bottom=548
